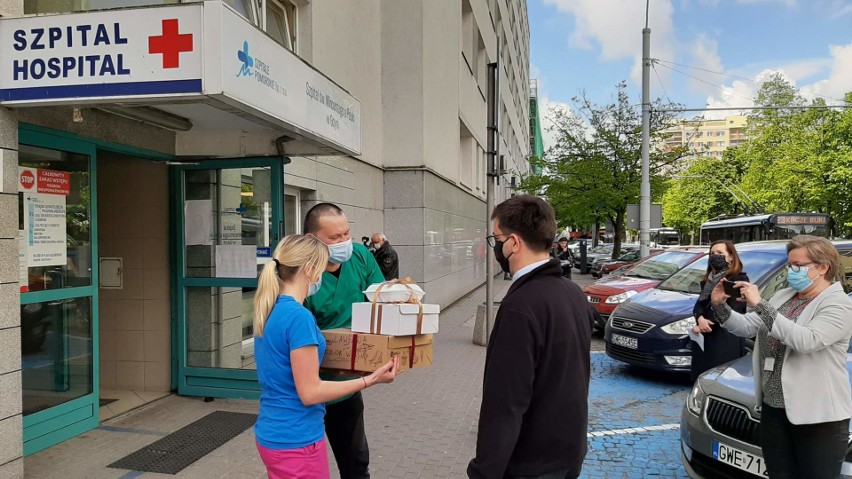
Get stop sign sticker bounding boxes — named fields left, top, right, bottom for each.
left=19, top=168, right=36, bottom=191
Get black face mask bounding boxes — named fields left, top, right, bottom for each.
left=709, top=253, right=729, bottom=272
left=493, top=237, right=514, bottom=273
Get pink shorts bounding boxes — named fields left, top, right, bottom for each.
left=256, top=438, right=329, bottom=479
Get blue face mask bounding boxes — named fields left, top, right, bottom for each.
left=787, top=266, right=814, bottom=292
left=308, top=274, right=323, bottom=297
left=327, top=239, right=353, bottom=264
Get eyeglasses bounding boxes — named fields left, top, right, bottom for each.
left=787, top=263, right=816, bottom=272
left=485, top=234, right=510, bottom=248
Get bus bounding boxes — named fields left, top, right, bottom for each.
left=699, top=213, right=833, bottom=244
left=649, top=227, right=681, bottom=247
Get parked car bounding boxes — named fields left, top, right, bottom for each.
left=586, top=248, right=706, bottom=331
left=680, top=291, right=852, bottom=479
left=573, top=244, right=613, bottom=274
left=592, top=249, right=644, bottom=278
left=604, top=241, right=852, bottom=373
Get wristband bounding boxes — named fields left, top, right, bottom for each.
left=362, top=377, right=368, bottom=390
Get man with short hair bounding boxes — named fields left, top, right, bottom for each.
left=468, top=195, right=592, bottom=479
left=303, top=203, right=386, bottom=479
left=370, top=233, right=399, bottom=280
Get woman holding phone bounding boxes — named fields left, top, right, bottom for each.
left=253, top=235, right=400, bottom=479
left=690, top=240, right=748, bottom=382
left=710, top=235, right=852, bottom=478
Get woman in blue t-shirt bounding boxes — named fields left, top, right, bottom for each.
left=253, top=235, right=400, bottom=478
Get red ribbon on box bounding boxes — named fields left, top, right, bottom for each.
left=350, top=334, right=358, bottom=371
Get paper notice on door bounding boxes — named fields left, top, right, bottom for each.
left=185, top=200, right=213, bottom=246
left=688, top=328, right=705, bottom=351
left=23, top=192, right=67, bottom=267
left=18, top=230, right=29, bottom=293
left=215, top=245, right=257, bottom=278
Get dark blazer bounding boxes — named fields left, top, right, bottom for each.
left=468, top=260, right=592, bottom=478
left=690, top=271, right=749, bottom=381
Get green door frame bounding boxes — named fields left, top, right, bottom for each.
left=18, top=124, right=173, bottom=455
left=172, top=158, right=284, bottom=399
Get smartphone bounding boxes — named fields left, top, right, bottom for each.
left=723, top=280, right=741, bottom=299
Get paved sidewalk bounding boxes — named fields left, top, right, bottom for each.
left=25, top=276, right=529, bottom=478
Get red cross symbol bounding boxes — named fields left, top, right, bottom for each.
left=148, top=19, right=194, bottom=69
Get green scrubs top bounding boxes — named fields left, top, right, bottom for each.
left=305, top=243, right=386, bottom=330
left=304, top=243, right=386, bottom=400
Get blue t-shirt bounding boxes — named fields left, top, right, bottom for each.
left=254, top=295, right=327, bottom=450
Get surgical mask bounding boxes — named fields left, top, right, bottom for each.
left=372, top=243, right=382, bottom=250
left=709, top=254, right=729, bottom=272
left=787, top=266, right=814, bottom=292
left=327, top=239, right=353, bottom=264
left=308, top=275, right=322, bottom=297
left=493, top=238, right=514, bottom=274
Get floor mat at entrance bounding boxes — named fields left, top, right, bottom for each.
left=107, top=410, right=257, bottom=474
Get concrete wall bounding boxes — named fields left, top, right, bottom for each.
left=0, top=109, right=23, bottom=478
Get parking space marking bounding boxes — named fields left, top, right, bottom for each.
left=588, top=423, right=680, bottom=438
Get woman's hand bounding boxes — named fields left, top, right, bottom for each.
left=710, top=280, right=728, bottom=305
left=734, top=281, right=762, bottom=308
left=696, top=316, right=714, bottom=333
left=365, top=356, right=401, bottom=387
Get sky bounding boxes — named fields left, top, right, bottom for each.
left=529, top=0, right=852, bottom=148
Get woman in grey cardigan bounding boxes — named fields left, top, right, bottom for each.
left=710, top=235, right=852, bottom=479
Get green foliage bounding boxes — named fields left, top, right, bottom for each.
left=662, top=74, right=852, bottom=239
left=521, top=82, right=688, bottom=252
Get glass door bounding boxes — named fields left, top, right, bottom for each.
left=174, top=159, right=283, bottom=398
left=18, top=128, right=99, bottom=455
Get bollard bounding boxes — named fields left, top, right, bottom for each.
left=473, top=301, right=500, bottom=346
left=579, top=239, right=588, bottom=274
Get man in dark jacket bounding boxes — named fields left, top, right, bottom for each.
left=370, top=233, right=399, bottom=280
left=468, top=195, right=592, bottom=479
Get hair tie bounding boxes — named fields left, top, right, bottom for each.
left=273, top=258, right=280, bottom=268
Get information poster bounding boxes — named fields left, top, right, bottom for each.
left=18, top=230, right=28, bottom=293
left=215, top=245, right=257, bottom=278
left=185, top=199, right=213, bottom=246
left=23, top=192, right=67, bottom=267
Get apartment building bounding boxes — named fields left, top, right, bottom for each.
left=0, top=0, right=531, bottom=474
left=662, top=115, right=748, bottom=159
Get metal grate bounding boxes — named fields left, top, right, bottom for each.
left=108, top=411, right=257, bottom=474
left=605, top=343, right=656, bottom=364
left=611, top=317, right=654, bottom=334
left=706, top=398, right=760, bottom=446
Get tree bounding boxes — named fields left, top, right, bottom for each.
left=522, top=82, right=688, bottom=257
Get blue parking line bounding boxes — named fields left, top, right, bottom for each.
left=584, top=354, right=692, bottom=478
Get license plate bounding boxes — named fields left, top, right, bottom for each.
left=611, top=333, right=638, bottom=349
left=713, top=441, right=768, bottom=477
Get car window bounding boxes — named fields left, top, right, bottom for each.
left=625, top=251, right=700, bottom=281
left=658, top=251, right=788, bottom=294
left=761, top=269, right=788, bottom=300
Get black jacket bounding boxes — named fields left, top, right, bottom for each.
left=373, top=241, right=399, bottom=280
left=468, top=260, right=592, bottom=478
left=690, top=271, right=749, bottom=381
left=551, top=246, right=573, bottom=262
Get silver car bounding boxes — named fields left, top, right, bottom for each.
left=680, top=292, right=852, bottom=478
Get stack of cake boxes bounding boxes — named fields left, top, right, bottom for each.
left=321, top=280, right=440, bottom=372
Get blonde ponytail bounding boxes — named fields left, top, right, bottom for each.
left=253, top=235, right=329, bottom=336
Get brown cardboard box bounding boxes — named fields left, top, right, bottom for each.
left=321, top=329, right=433, bottom=373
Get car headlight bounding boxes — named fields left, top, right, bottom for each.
left=661, top=316, right=696, bottom=335
left=605, top=290, right=638, bottom=304
left=687, top=381, right=706, bottom=416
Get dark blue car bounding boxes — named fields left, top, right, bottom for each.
left=604, top=242, right=794, bottom=372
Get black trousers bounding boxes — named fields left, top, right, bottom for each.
left=760, top=403, right=849, bottom=479
left=324, top=392, right=370, bottom=479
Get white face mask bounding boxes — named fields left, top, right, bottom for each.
left=372, top=243, right=382, bottom=250
left=327, top=239, right=353, bottom=264
left=308, top=275, right=322, bottom=296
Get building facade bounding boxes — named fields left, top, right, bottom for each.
left=0, top=0, right=531, bottom=475
left=662, top=115, right=748, bottom=160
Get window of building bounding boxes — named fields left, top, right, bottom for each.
left=25, top=0, right=178, bottom=14
left=265, top=0, right=298, bottom=52
left=717, top=131, right=726, bottom=137
left=459, top=122, right=475, bottom=189
left=717, top=141, right=725, bottom=147
left=462, top=0, right=475, bottom=74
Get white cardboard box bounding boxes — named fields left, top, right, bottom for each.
left=352, top=302, right=440, bottom=336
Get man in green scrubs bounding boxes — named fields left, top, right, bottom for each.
left=303, top=203, right=385, bottom=479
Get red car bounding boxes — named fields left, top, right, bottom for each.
left=585, top=249, right=706, bottom=331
